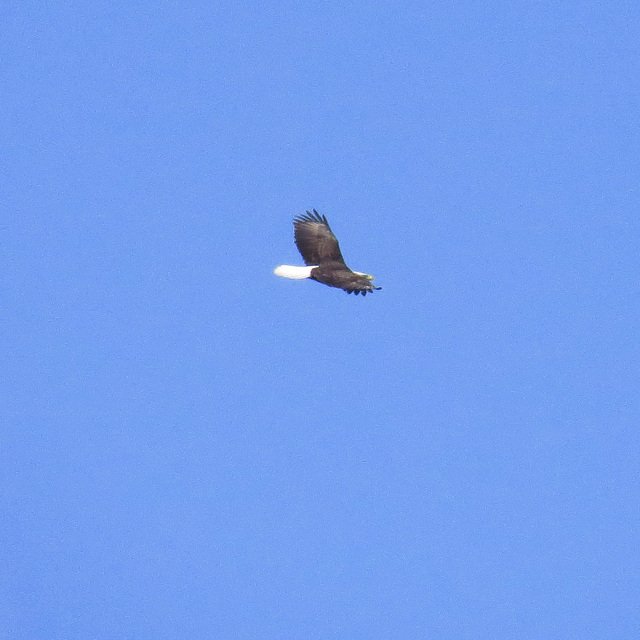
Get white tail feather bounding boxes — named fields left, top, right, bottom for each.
left=274, top=265, right=316, bottom=280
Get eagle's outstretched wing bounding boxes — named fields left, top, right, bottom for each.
left=293, top=210, right=346, bottom=266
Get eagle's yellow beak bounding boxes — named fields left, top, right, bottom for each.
left=366, top=275, right=375, bottom=281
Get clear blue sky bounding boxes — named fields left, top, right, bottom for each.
left=2, top=2, right=639, bottom=638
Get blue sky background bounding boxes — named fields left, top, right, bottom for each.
left=2, top=2, right=639, bottom=638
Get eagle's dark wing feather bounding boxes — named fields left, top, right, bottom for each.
left=293, top=210, right=346, bottom=266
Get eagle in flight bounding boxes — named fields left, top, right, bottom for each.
left=274, top=210, right=382, bottom=296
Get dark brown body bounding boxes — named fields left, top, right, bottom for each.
left=310, top=263, right=380, bottom=296
left=291, top=209, right=381, bottom=296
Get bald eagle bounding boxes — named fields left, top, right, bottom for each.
left=274, top=210, right=382, bottom=296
